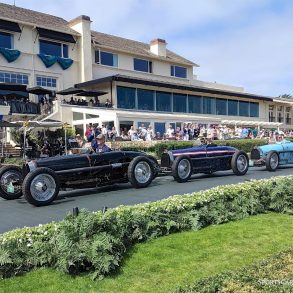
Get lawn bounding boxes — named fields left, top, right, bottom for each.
left=1, top=213, right=293, bottom=293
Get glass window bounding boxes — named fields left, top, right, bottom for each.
left=188, top=95, right=202, bottom=113
left=133, top=58, right=152, bottom=73
left=36, top=75, right=57, bottom=88
left=73, top=112, right=83, bottom=120
left=40, top=39, right=62, bottom=57
left=216, top=99, right=227, bottom=115
left=117, top=86, right=136, bottom=109
left=228, top=100, right=238, bottom=116
left=154, top=122, right=165, bottom=136
left=250, top=102, right=259, bottom=117
left=203, top=96, right=215, bottom=114
left=137, top=89, right=154, bottom=110
left=0, top=32, right=12, bottom=49
left=239, top=101, right=249, bottom=117
left=156, top=91, right=171, bottom=112
left=0, top=71, right=28, bottom=84
left=138, top=122, right=150, bottom=128
left=170, top=65, right=187, bottom=78
left=173, top=93, right=187, bottom=112
left=98, top=51, right=118, bottom=67
left=63, top=44, right=68, bottom=58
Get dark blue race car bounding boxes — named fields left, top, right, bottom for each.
left=160, top=144, right=249, bottom=182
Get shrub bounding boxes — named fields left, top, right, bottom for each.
left=212, top=139, right=268, bottom=153
left=0, top=176, right=292, bottom=279
left=117, top=139, right=267, bottom=157
left=175, top=248, right=293, bottom=293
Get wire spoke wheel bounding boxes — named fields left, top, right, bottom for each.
left=177, top=159, right=191, bottom=179
left=134, top=161, right=152, bottom=184
left=236, top=154, right=248, bottom=173
left=30, top=174, right=56, bottom=201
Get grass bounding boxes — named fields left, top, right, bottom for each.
left=1, top=213, right=293, bottom=293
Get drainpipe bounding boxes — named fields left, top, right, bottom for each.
left=110, top=79, right=113, bottom=106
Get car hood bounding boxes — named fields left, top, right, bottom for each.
left=169, top=145, right=236, bottom=155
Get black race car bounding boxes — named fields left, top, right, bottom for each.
left=0, top=151, right=159, bottom=206
left=161, top=144, right=249, bottom=182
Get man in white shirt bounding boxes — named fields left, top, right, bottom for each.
left=166, top=124, right=175, bottom=137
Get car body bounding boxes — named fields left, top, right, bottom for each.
left=0, top=151, right=159, bottom=206
left=250, top=139, right=293, bottom=171
left=160, top=144, right=249, bottom=182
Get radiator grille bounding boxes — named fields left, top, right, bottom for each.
left=161, top=153, right=171, bottom=168
left=251, top=148, right=260, bottom=160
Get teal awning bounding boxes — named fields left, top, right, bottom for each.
left=38, top=54, right=57, bottom=68
left=57, top=57, right=73, bottom=70
left=0, top=47, right=21, bottom=62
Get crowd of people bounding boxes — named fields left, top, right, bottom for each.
left=62, top=97, right=113, bottom=108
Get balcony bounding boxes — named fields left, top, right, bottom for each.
left=286, top=118, right=292, bottom=125
left=269, top=116, right=275, bottom=122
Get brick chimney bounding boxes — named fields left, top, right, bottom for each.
left=150, top=38, right=167, bottom=57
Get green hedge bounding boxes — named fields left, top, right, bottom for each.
left=119, top=139, right=268, bottom=157
left=176, top=248, right=293, bottom=293
left=212, top=138, right=268, bottom=153
left=0, top=176, right=292, bottom=280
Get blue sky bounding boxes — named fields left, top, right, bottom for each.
left=2, top=0, right=293, bottom=96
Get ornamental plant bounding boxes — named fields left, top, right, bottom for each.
left=0, top=176, right=292, bottom=279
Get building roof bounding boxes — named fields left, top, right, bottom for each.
left=75, top=74, right=273, bottom=102
left=91, top=31, right=197, bottom=67
left=0, top=2, right=78, bottom=35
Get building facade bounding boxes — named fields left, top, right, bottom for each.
left=0, top=2, right=291, bottom=136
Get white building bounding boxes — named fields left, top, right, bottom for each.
left=0, top=2, right=290, bottom=136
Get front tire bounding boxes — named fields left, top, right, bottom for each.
left=231, top=151, right=249, bottom=176
left=22, top=167, right=60, bottom=206
left=172, top=156, right=193, bottom=183
left=128, top=156, right=154, bottom=188
left=265, top=151, right=279, bottom=171
left=0, top=165, right=23, bottom=200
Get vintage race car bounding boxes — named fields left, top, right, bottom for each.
left=0, top=151, right=159, bottom=206
left=160, top=144, right=249, bottom=182
left=250, top=139, right=293, bottom=171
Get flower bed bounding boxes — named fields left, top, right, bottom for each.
left=0, top=175, right=292, bottom=280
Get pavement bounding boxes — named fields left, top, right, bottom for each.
left=0, top=166, right=293, bottom=233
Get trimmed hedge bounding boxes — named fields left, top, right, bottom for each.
left=176, top=248, right=293, bottom=293
left=0, top=176, right=293, bottom=280
left=212, top=138, right=268, bottom=153
left=118, top=139, right=268, bottom=157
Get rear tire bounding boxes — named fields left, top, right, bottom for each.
left=23, top=167, right=60, bottom=206
left=172, top=156, right=192, bottom=183
left=231, top=151, right=249, bottom=176
left=128, top=156, right=154, bottom=188
left=0, top=165, right=23, bottom=200
left=265, top=151, right=279, bottom=172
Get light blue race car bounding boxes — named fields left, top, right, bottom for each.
left=251, top=139, right=293, bottom=171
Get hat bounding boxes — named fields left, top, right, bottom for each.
left=96, top=134, right=105, bottom=140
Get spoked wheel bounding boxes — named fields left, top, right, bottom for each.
left=172, top=156, right=192, bottom=183
left=265, top=151, right=279, bottom=172
left=128, top=156, right=155, bottom=188
left=23, top=167, right=60, bottom=206
left=231, top=151, right=249, bottom=176
left=0, top=165, right=23, bottom=200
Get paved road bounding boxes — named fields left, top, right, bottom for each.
left=0, top=166, right=293, bottom=233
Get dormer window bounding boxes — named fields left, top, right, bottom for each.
left=171, top=65, right=187, bottom=78
left=133, top=58, right=152, bottom=73
left=39, top=39, right=68, bottom=58
left=0, top=31, right=13, bottom=49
